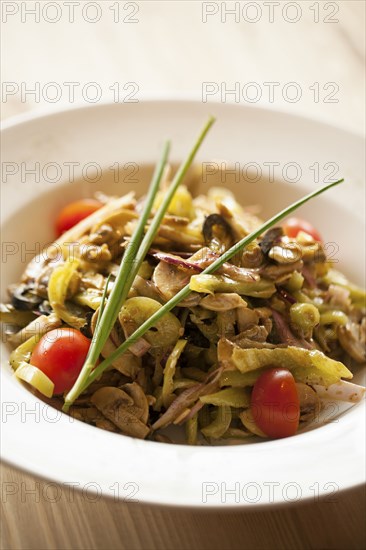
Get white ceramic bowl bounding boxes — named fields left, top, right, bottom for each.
left=1, top=101, right=365, bottom=508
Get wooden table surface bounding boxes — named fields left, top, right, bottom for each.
left=1, top=463, right=365, bottom=550
left=1, top=2, right=365, bottom=549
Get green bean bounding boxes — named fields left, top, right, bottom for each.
left=162, top=339, right=187, bottom=408
left=185, top=413, right=198, bottom=445
left=320, top=310, right=348, bottom=326
left=152, top=387, right=163, bottom=412
left=292, top=290, right=312, bottom=304
left=284, top=271, right=304, bottom=293
left=290, top=302, right=320, bottom=333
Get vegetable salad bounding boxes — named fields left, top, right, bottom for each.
left=2, top=178, right=365, bottom=444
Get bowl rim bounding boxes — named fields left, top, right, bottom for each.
left=2, top=94, right=365, bottom=139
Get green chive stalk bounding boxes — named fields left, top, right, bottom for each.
left=83, top=178, right=344, bottom=391
left=63, top=141, right=170, bottom=412
left=63, top=116, right=216, bottom=411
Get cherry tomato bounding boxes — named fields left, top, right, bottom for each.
left=282, top=217, right=322, bottom=242
left=55, top=199, right=102, bottom=237
left=30, top=328, right=91, bottom=395
left=251, top=368, right=300, bottom=439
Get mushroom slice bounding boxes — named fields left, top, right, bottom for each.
left=236, top=307, right=260, bottom=332
left=200, top=293, right=247, bottom=312
left=122, top=382, right=149, bottom=424
left=91, top=387, right=133, bottom=408
left=102, top=338, right=141, bottom=377
left=132, top=275, right=165, bottom=303
left=95, top=418, right=120, bottom=432
left=218, top=263, right=260, bottom=283
left=239, top=409, right=266, bottom=437
left=22, top=249, right=63, bottom=286
left=90, top=208, right=138, bottom=235
left=268, top=245, right=300, bottom=264
left=150, top=251, right=202, bottom=273
left=259, top=260, right=304, bottom=281
left=69, top=406, right=103, bottom=423
left=152, top=260, right=189, bottom=302
left=91, top=387, right=149, bottom=439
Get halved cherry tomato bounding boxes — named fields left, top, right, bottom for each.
left=282, top=217, right=322, bottom=242
left=251, top=368, right=300, bottom=439
left=30, top=328, right=91, bottom=394
left=55, top=199, right=102, bottom=237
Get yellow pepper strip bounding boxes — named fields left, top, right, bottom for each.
left=73, top=290, right=103, bottom=310
left=9, top=334, right=40, bottom=371
left=15, top=361, right=54, bottom=398
left=48, top=258, right=85, bottom=329
left=185, top=413, right=198, bottom=445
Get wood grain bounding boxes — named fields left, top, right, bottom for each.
left=1, top=463, right=365, bottom=550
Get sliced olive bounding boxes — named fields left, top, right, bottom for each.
left=11, top=285, right=42, bottom=311
left=259, top=227, right=283, bottom=255
left=202, top=214, right=233, bottom=252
